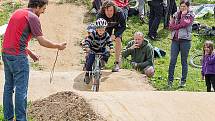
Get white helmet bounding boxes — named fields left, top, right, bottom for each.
left=96, top=18, right=108, bottom=28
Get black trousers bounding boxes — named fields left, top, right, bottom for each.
left=164, top=0, right=177, bottom=28
left=92, top=0, right=102, bottom=11
left=205, top=74, right=215, bottom=92
left=148, top=1, right=163, bottom=37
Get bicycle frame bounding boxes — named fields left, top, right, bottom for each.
left=91, top=52, right=103, bottom=92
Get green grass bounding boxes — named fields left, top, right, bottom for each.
left=0, top=105, right=34, bottom=120
left=80, top=0, right=215, bottom=91
left=104, top=0, right=215, bottom=91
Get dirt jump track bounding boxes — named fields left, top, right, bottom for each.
left=0, top=2, right=215, bottom=121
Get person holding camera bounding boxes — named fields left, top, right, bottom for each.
left=167, top=1, right=194, bottom=88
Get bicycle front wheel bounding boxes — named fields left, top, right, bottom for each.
left=190, top=54, right=203, bottom=68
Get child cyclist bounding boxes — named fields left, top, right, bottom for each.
left=201, top=40, right=215, bottom=92
left=83, top=18, right=114, bottom=84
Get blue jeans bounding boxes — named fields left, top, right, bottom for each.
left=168, top=40, right=191, bottom=83
left=2, top=53, right=29, bottom=121
left=85, top=51, right=110, bottom=71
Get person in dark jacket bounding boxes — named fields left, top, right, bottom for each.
left=147, top=0, right=164, bottom=40
left=91, top=0, right=105, bottom=14
left=167, top=1, right=194, bottom=88
left=97, top=0, right=126, bottom=72
left=201, top=40, right=215, bottom=92
left=122, top=32, right=154, bottom=77
left=163, top=0, right=177, bottom=29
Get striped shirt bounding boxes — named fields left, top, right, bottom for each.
left=84, top=31, right=114, bottom=53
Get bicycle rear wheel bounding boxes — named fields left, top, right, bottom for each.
left=190, top=54, right=203, bottom=68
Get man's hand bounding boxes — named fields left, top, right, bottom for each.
left=129, top=43, right=139, bottom=49
left=28, top=50, right=39, bottom=62
left=57, top=42, right=67, bottom=50
left=182, top=10, right=188, bottom=15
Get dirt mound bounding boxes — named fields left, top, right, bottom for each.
left=28, top=91, right=106, bottom=121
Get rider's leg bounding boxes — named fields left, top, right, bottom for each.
left=85, top=53, right=95, bottom=84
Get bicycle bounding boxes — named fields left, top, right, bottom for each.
left=190, top=51, right=203, bottom=68
left=85, top=51, right=105, bottom=92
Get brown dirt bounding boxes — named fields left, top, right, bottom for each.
left=28, top=91, right=106, bottom=121
left=28, top=2, right=87, bottom=71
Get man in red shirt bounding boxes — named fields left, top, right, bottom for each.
left=2, top=0, right=66, bottom=120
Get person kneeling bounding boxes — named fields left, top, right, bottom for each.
left=122, top=32, right=155, bottom=77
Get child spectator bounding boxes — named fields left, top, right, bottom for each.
left=202, top=40, right=215, bottom=92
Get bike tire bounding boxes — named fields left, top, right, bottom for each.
left=91, top=60, right=101, bottom=92
left=94, top=71, right=101, bottom=92
left=190, top=54, right=203, bottom=68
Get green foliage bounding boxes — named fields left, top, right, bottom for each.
left=0, top=2, right=22, bottom=25
left=0, top=104, right=34, bottom=120
left=104, top=0, right=215, bottom=91
left=193, top=0, right=215, bottom=4
left=0, top=105, right=3, bottom=120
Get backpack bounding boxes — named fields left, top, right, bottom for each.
left=154, top=47, right=166, bottom=58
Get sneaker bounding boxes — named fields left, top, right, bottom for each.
left=112, top=63, right=120, bottom=72
left=139, top=14, right=146, bottom=23
left=179, top=81, right=186, bottom=88
left=84, top=73, right=91, bottom=84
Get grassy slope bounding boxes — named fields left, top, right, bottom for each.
left=105, top=0, right=215, bottom=91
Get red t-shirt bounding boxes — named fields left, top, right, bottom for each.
left=114, top=0, right=129, bottom=8
left=2, top=8, right=43, bottom=55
